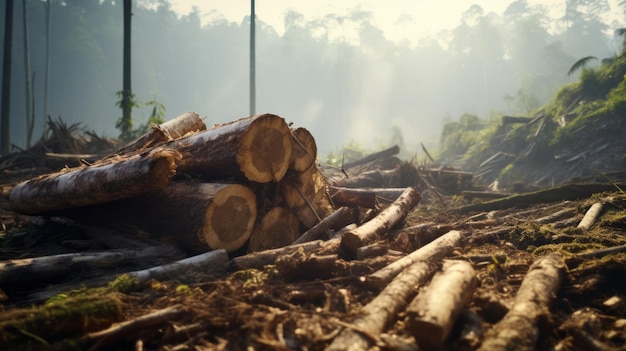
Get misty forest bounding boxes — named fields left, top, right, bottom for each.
left=2, top=0, right=625, bottom=161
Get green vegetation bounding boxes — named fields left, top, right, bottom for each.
left=115, top=91, right=166, bottom=142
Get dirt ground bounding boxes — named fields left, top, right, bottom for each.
left=1, top=179, right=626, bottom=351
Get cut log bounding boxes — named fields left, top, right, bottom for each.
left=230, top=240, right=324, bottom=270
left=120, top=181, right=258, bottom=253
left=477, top=253, right=566, bottom=351
left=340, top=187, right=421, bottom=255
left=281, top=164, right=334, bottom=228
left=290, top=127, right=317, bottom=172
left=329, top=186, right=407, bottom=209
left=366, top=230, right=463, bottom=289
left=406, top=259, right=478, bottom=350
left=292, top=206, right=359, bottom=245
left=329, top=163, right=419, bottom=189
left=577, top=202, right=604, bottom=230
left=170, top=113, right=292, bottom=183
left=102, top=112, right=206, bottom=161
left=343, top=144, right=400, bottom=170
left=326, top=256, right=440, bottom=351
left=8, top=147, right=180, bottom=214
left=248, top=206, right=301, bottom=252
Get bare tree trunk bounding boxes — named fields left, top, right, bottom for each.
left=1, top=0, right=13, bottom=155
left=22, top=0, right=34, bottom=147
left=120, top=0, right=132, bottom=140
left=44, top=0, right=50, bottom=129
left=249, top=0, right=255, bottom=116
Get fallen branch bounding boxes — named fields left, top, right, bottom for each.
left=477, top=253, right=566, bottom=351
left=230, top=240, right=324, bottom=270
left=128, top=249, right=229, bottom=283
left=341, top=187, right=421, bottom=255
left=292, top=206, right=358, bottom=245
left=406, top=259, right=478, bottom=350
left=329, top=186, right=407, bottom=209
left=366, top=230, right=463, bottom=289
left=343, top=145, right=400, bottom=170
left=576, top=202, right=604, bottom=230
left=533, top=207, right=577, bottom=224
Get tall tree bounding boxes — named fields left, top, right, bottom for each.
left=43, top=0, right=50, bottom=124
left=120, top=0, right=132, bottom=140
left=249, top=0, right=255, bottom=116
left=23, top=0, right=34, bottom=147
left=1, top=0, right=14, bottom=155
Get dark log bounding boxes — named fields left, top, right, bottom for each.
left=329, top=186, right=407, bottom=208
left=406, top=259, right=478, bottom=350
left=343, top=144, right=400, bottom=170
left=8, top=147, right=180, bottom=214
left=292, top=206, right=359, bottom=245
left=248, top=206, right=301, bottom=252
left=170, top=113, right=292, bottom=183
left=230, top=240, right=324, bottom=270
left=366, top=230, right=463, bottom=289
left=501, top=115, right=533, bottom=124
left=290, top=127, right=317, bottom=172
left=128, top=249, right=229, bottom=283
left=477, top=253, right=566, bottom=351
left=341, top=187, right=421, bottom=255
left=462, top=190, right=508, bottom=200
left=281, top=164, right=334, bottom=228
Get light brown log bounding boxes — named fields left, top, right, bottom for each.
left=533, top=207, right=577, bottom=224
left=477, top=253, right=566, bottom=351
left=577, top=202, right=604, bottom=230
left=281, top=164, right=334, bottom=228
left=366, top=230, right=463, bottom=289
left=104, top=111, right=206, bottom=159
left=230, top=240, right=324, bottom=270
left=326, top=257, right=440, bottom=351
left=406, top=259, right=478, bottom=350
left=170, top=113, right=292, bottom=183
left=123, top=181, right=258, bottom=253
left=356, top=241, right=388, bottom=260
left=290, top=127, right=317, bottom=172
left=340, top=187, right=421, bottom=255
left=8, top=147, right=180, bottom=214
left=292, top=206, right=359, bottom=245
left=329, top=186, right=407, bottom=208
left=248, top=206, right=301, bottom=252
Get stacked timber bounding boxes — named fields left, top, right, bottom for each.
left=7, top=113, right=332, bottom=254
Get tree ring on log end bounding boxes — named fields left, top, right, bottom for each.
left=204, top=184, right=257, bottom=252
left=238, top=114, right=292, bottom=183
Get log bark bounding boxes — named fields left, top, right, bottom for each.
left=120, top=181, right=258, bottom=253
left=292, top=206, right=359, bottom=245
left=577, top=202, right=604, bottom=230
left=170, top=113, right=292, bottom=183
left=105, top=111, right=206, bottom=159
left=477, top=253, right=566, bottom=351
left=366, top=230, right=463, bottom=289
left=290, top=127, right=317, bottom=172
left=343, top=144, right=400, bottom=170
left=128, top=249, right=229, bottom=283
left=329, top=186, right=407, bottom=208
left=230, top=240, right=324, bottom=270
left=406, top=259, right=478, bottom=350
left=248, top=206, right=301, bottom=252
left=533, top=207, right=577, bottom=224
left=281, top=164, right=334, bottom=228
left=326, top=257, right=440, bottom=351
left=8, top=147, right=180, bottom=214
left=340, top=187, right=421, bottom=255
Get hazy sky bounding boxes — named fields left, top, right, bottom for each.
left=162, top=0, right=621, bottom=46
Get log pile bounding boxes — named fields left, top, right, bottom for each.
left=6, top=113, right=335, bottom=254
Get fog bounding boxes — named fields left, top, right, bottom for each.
left=1, top=0, right=624, bottom=158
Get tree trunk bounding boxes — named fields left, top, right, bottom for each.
left=406, top=259, right=478, bottom=350
left=106, top=111, right=205, bottom=159
left=248, top=206, right=301, bottom=252
left=281, top=164, right=334, bottom=228
left=329, top=186, right=407, bottom=208
left=341, top=187, right=421, bottom=255
left=120, top=0, right=132, bottom=140
left=366, top=230, right=463, bottom=289
left=1, top=0, right=14, bottom=155
left=22, top=0, right=34, bottom=147
left=170, top=113, right=292, bottom=183
left=8, top=147, right=180, bottom=214
left=128, top=249, right=229, bottom=283
left=343, top=144, right=400, bottom=170
left=289, top=127, right=317, bottom=172
left=477, top=253, right=566, bottom=351
left=108, top=181, right=258, bottom=253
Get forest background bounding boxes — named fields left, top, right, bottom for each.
left=1, top=0, right=625, bottom=159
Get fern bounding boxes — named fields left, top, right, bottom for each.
left=568, top=56, right=597, bottom=76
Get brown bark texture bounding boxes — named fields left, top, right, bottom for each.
left=340, top=187, right=421, bottom=255
left=329, top=186, right=407, bottom=208
left=281, top=164, right=334, bottom=228
left=406, top=259, right=478, bottom=350
left=248, top=206, right=301, bottom=252
left=8, top=147, right=180, bottom=214
left=477, top=253, right=566, bottom=351
left=170, top=113, right=292, bottom=183
left=292, top=206, right=359, bottom=245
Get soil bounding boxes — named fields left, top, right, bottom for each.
left=1, top=180, right=626, bottom=351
